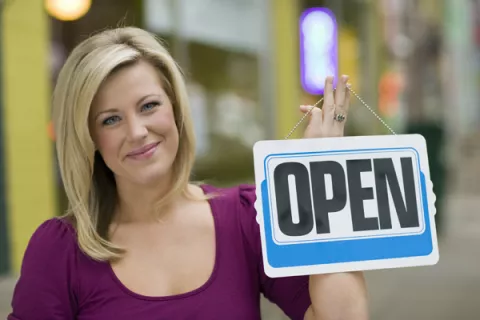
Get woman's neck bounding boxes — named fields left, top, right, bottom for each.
left=113, top=175, right=177, bottom=224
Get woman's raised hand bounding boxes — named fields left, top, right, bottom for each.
left=301, top=75, right=351, bottom=139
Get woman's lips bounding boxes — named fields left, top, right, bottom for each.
left=126, top=142, right=160, bottom=160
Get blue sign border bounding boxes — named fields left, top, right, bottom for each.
left=261, top=147, right=434, bottom=268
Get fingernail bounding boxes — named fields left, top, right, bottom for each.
left=342, top=75, right=349, bottom=83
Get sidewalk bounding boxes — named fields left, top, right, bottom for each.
left=0, top=276, right=15, bottom=318
left=365, top=194, right=480, bottom=320
left=1, top=193, right=479, bottom=319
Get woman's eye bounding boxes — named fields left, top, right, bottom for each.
left=141, top=101, right=160, bottom=112
left=102, top=115, right=121, bottom=126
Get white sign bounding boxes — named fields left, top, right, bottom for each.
left=253, top=134, right=439, bottom=278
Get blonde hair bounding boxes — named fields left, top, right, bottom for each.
left=53, top=27, right=200, bottom=261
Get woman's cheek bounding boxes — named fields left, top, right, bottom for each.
left=96, top=131, right=122, bottom=159
left=154, top=109, right=177, bottom=132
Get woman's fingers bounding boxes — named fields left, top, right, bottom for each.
left=309, top=106, right=323, bottom=128
left=322, top=76, right=336, bottom=131
left=299, top=75, right=351, bottom=138
left=301, top=105, right=323, bottom=139
left=334, top=75, right=349, bottom=116
left=332, top=75, right=351, bottom=135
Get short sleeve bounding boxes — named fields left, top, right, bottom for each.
left=238, top=185, right=311, bottom=320
left=8, top=218, right=79, bottom=320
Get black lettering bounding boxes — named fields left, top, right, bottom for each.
left=310, top=161, right=347, bottom=234
left=374, top=158, right=419, bottom=229
left=347, top=159, right=379, bottom=231
left=273, top=162, right=314, bottom=236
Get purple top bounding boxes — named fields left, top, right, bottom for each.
left=9, top=184, right=311, bottom=320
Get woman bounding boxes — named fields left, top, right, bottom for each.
left=9, top=27, right=368, bottom=320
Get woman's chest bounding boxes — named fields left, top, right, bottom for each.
left=109, top=203, right=217, bottom=297
left=76, top=258, right=261, bottom=320
left=111, top=231, right=216, bottom=297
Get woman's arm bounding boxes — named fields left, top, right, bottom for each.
left=305, top=272, right=369, bottom=320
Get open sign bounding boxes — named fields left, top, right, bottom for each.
left=253, top=135, right=439, bottom=278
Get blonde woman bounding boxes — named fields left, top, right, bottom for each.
left=9, top=27, right=368, bottom=320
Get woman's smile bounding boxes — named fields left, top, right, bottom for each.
left=126, top=142, right=161, bottom=161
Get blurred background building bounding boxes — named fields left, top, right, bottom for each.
left=1, top=0, right=479, bottom=319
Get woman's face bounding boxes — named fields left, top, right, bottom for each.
left=89, top=60, right=179, bottom=187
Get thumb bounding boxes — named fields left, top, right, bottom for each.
left=299, top=104, right=314, bottom=113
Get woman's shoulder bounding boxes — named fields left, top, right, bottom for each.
left=200, top=183, right=260, bottom=237
left=200, top=183, right=257, bottom=213
left=10, top=217, right=82, bottom=319
left=30, top=216, right=77, bottom=243
left=201, top=183, right=256, bottom=202
left=23, top=216, right=79, bottom=264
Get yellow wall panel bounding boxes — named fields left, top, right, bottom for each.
left=2, top=0, right=56, bottom=273
left=271, top=0, right=301, bottom=139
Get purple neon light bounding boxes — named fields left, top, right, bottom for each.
left=299, top=8, right=338, bottom=95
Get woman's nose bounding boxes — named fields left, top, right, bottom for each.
left=126, top=118, right=148, bottom=142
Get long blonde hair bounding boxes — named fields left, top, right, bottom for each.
left=53, top=27, right=199, bottom=261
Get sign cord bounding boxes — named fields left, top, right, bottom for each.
left=284, top=86, right=397, bottom=139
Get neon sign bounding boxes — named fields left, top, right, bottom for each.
left=299, top=8, right=338, bottom=95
